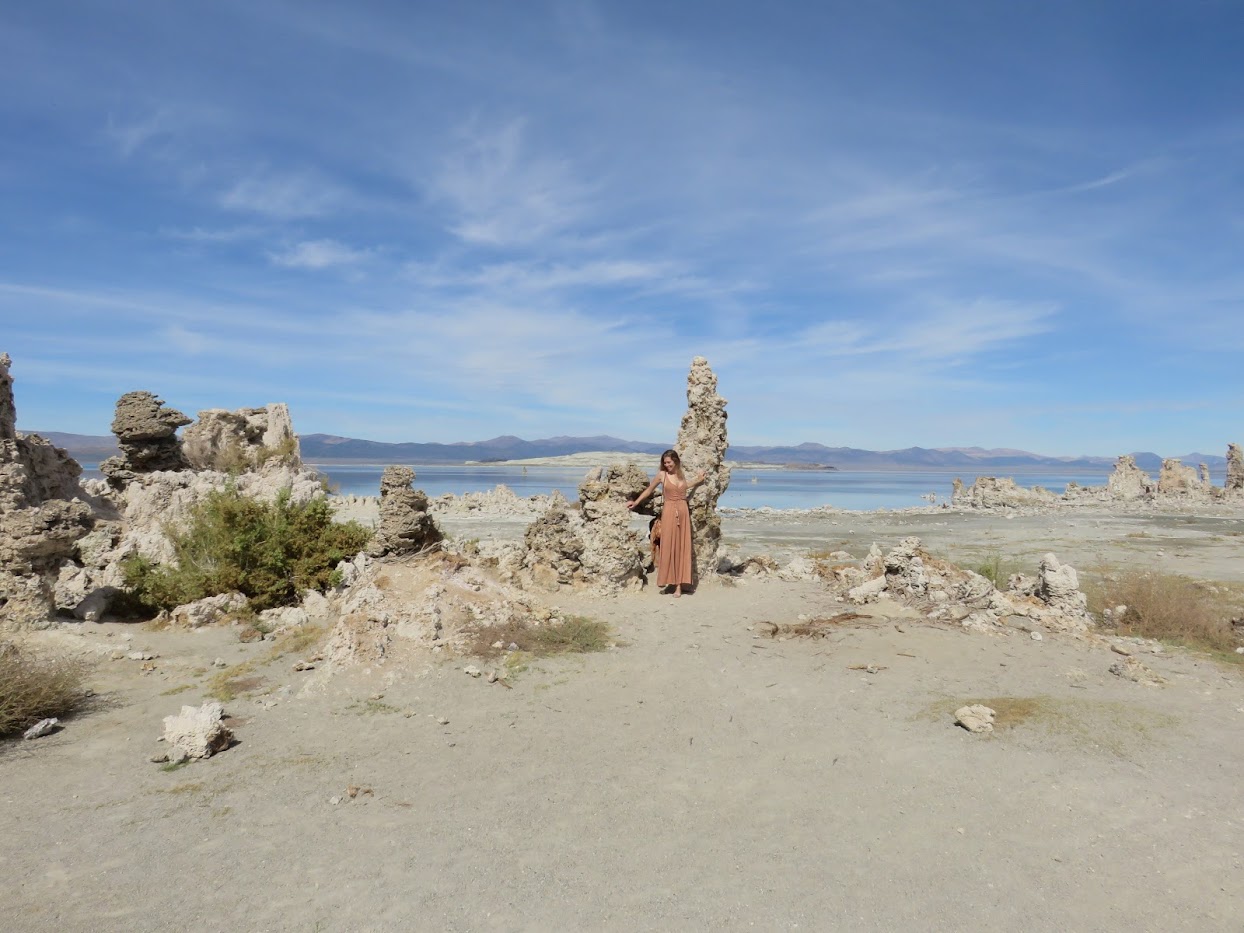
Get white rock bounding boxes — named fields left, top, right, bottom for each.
left=23, top=717, right=59, bottom=740
left=954, top=705, right=996, bottom=734
left=161, top=702, right=233, bottom=759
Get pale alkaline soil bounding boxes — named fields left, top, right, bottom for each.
left=4, top=506, right=1244, bottom=931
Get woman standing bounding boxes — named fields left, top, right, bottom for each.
left=627, top=449, right=706, bottom=597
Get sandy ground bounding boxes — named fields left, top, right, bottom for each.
left=4, top=506, right=1244, bottom=932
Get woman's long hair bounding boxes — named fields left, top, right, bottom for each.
left=660, top=448, right=685, bottom=479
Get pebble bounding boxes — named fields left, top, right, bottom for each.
left=213, top=658, right=227, bottom=668
left=329, top=796, right=342, bottom=805
left=463, top=665, right=482, bottom=678
left=436, top=716, right=449, bottom=725
left=1031, top=631, right=1043, bottom=641
left=128, top=651, right=156, bottom=661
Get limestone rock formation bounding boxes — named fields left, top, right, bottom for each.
left=842, top=537, right=1092, bottom=636
left=1106, top=455, right=1153, bottom=501
left=182, top=403, right=300, bottom=472
left=952, top=476, right=1058, bottom=509
left=100, top=391, right=191, bottom=482
left=515, top=486, right=646, bottom=593
left=579, top=462, right=656, bottom=519
left=1036, top=554, right=1089, bottom=622
left=1157, top=458, right=1201, bottom=496
left=0, top=353, right=97, bottom=629
left=366, top=466, right=442, bottom=557
left=1226, top=444, right=1244, bottom=492
left=674, top=356, right=730, bottom=582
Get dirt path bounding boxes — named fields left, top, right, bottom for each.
left=4, top=573, right=1243, bottom=931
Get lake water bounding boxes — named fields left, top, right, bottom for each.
left=309, top=464, right=1129, bottom=511
left=81, top=461, right=1223, bottom=511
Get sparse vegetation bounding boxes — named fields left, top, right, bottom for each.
left=971, top=551, right=1022, bottom=588
left=122, top=486, right=371, bottom=613
left=0, top=641, right=94, bottom=739
left=1088, top=570, right=1244, bottom=657
left=467, top=614, right=613, bottom=661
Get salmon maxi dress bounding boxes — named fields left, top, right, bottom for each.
left=657, top=472, right=694, bottom=587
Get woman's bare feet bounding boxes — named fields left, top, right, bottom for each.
left=674, top=586, right=682, bottom=598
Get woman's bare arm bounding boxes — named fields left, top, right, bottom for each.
left=627, top=472, right=663, bottom=509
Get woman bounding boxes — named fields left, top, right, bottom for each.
left=627, top=449, right=707, bottom=597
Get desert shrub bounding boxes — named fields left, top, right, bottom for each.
left=123, top=486, right=371, bottom=612
left=1091, top=570, right=1243, bottom=654
left=972, top=551, right=1021, bottom=588
left=0, top=641, right=93, bottom=738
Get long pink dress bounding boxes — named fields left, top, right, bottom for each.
left=657, top=472, right=693, bottom=587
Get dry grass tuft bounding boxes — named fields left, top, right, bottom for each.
left=756, top=612, right=870, bottom=638
left=1088, top=570, right=1244, bottom=656
left=0, top=641, right=94, bottom=739
left=466, top=614, right=612, bottom=660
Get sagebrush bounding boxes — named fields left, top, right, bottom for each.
left=1090, top=570, right=1243, bottom=655
left=123, top=486, right=371, bottom=612
left=0, top=641, right=93, bottom=738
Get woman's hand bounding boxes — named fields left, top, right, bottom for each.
left=626, top=499, right=637, bottom=510
left=695, top=470, right=707, bottom=485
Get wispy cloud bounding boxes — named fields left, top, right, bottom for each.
left=220, top=169, right=349, bottom=218
left=269, top=239, right=371, bottom=269
left=431, top=118, right=591, bottom=246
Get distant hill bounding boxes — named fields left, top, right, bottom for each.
left=26, top=429, right=1230, bottom=473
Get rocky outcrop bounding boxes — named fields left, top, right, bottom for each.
left=0, top=354, right=97, bottom=629
left=1227, top=444, right=1244, bottom=492
left=674, top=356, right=730, bottom=582
left=579, top=462, right=656, bottom=519
left=951, top=476, right=1058, bottom=509
left=182, top=404, right=300, bottom=472
left=366, top=466, right=442, bottom=557
left=1106, top=455, right=1153, bottom=500
left=841, top=537, right=1092, bottom=636
left=1157, top=458, right=1202, bottom=496
left=100, top=391, right=191, bottom=483
left=515, top=487, right=647, bottom=593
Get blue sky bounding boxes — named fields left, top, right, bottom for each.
left=2, top=1, right=1241, bottom=456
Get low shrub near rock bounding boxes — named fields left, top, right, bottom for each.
left=1092, top=570, right=1244, bottom=655
left=0, top=642, right=93, bottom=739
left=123, top=486, right=371, bottom=612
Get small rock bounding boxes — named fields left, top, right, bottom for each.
left=330, top=796, right=342, bottom=805
left=507, top=642, right=519, bottom=651
left=23, top=718, right=59, bottom=740
left=1030, top=631, right=1043, bottom=641
left=150, top=752, right=169, bottom=763
left=213, top=658, right=227, bottom=668
left=463, top=665, right=482, bottom=678
left=491, top=640, right=505, bottom=650
left=1110, top=644, right=1133, bottom=656
left=293, top=660, right=316, bottom=671
left=954, top=705, right=996, bottom=734
left=486, top=671, right=499, bottom=684
left=1109, top=657, right=1167, bottom=685
left=128, top=651, right=156, bottom=661
left=436, top=716, right=449, bottom=725
left=1235, top=647, right=1244, bottom=655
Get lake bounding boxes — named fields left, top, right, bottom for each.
left=308, top=463, right=1131, bottom=511
left=80, top=461, right=1223, bottom=511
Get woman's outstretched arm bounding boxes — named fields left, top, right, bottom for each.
left=689, top=469, right=708, bottom=488
left=627, top=472, right=663, bottom=510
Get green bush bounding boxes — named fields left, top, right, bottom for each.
left=123, top=486, right=371, bottom=612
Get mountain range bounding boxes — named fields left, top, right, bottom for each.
left=31, top=430, right=1230, bottom=474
